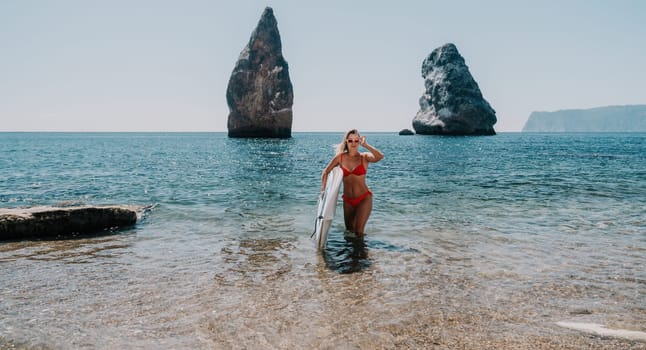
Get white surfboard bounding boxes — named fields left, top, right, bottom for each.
left=312, top=166, right=343, bottom=251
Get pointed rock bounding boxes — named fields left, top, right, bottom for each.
left=226, top=7, right=294, bottom=138
left=412, top=43, right=496, bottom=135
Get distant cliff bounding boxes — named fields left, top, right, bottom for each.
left=522, top=105, right=646, bottom=132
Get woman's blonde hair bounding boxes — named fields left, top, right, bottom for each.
left=335, top=129, right=359, bottom=155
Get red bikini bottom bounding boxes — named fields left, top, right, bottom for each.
left=342, top=190, right=372, bottom=207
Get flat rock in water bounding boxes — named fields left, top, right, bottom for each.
left=0, top=205, right=138, bottom=241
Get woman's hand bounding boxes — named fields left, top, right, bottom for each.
left=359, top=136, right=384, bottom=162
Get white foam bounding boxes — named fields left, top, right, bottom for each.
left=556, top=322, right=646, bottom=341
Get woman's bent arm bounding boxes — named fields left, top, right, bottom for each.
left=361, top=140, right=384, bottom=163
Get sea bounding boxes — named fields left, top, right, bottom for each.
left=0, top=132, right=644, bottom=349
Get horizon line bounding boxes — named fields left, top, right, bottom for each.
left=0, top=130, right=526, bottom=134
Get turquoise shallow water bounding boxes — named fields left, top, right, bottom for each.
left=0, top=132, right=644, bottom=348
left=2, top=132, right=644, bottom=237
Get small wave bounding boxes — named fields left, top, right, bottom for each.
left=556, top=322, right=646, bottom=341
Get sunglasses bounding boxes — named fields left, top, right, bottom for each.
left=346, top=139, right=360, bottom=143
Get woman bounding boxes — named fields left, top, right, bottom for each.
left=321, top=129, right=384, bottom=237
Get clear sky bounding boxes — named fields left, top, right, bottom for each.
left=1, top=0, right=644, bottom=132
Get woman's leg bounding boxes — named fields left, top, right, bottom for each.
left=343, top=202, right=356, bottom=232
left=352, top=195, right=372, bottom=236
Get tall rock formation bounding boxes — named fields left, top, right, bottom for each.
left=226, top=7, right=293, bottom=138
left=412, top=43, right=496, bottom=135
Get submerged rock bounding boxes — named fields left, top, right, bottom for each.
left=226, top=7, right=294, bottom=138
left=0, top=205, right=138, bottom=241
left=412, top=43, right=496, bottom=135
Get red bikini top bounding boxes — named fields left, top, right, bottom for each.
left=340, top=154, right=367, bottom=177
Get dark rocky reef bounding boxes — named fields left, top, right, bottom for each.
left=522, top=105, right=646, bottom=132
left=0, top=205, right=138, bottom=241
left=226, top=7, right=294, bottom=138
left=412, top=43, right=496, bottom=135
left=399, top=129, right=415, bottom=135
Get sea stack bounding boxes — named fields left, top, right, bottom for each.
left=412, top=43, right=496, bottom=135
left=226, top=7, right=294, bottom=138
